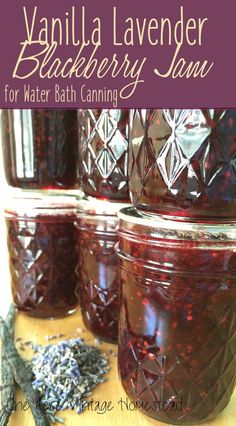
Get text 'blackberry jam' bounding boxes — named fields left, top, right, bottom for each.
left=1, top=109, right=79, bottom=189
left=5, top=195, right=79, bottom=318
left=78, top=109, right=130, bottom=201
left=116, top=207, right=236, bottom=424
left=76, top=198, right=129, bottom=342
left=129, top=109, right=236, bottom=219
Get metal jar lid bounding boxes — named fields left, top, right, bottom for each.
left=4, top=192, right=77, bottom=221
left=118, top=207, right=236, bottom=243
left=76, top=197, right=131, bottom=235
left=116, top=207, right=236, bottom=275
left=77, top=197, right=130, bottom=217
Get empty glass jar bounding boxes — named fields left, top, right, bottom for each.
left=1, top=109, right=79, bottom=189
left=129, top=109, right=236, bottom=219
left=76, top=198, right=129, bottom=342
left=78, top=109, right=130, bottom=201
left=116, top=207, right=236, bottom=424
left=5, top=194, right=79, bottom=318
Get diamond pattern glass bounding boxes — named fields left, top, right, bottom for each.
left=76, top=199, right=121, bottom=342
left=78, top=109, right=130, bottom=200
left=129, top=109, right=236, bottom=218
left=77, top=230, right=119, bottom=342
left=5, top=208, right=79, bottom=318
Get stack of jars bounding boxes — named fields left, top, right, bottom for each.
left=1, top=108, right=131, bottom=333
left=116, top=110, right=236, bottom=424
left=76, top=109, right=130, bottom=342
left=1, top=109, right=236, bottom=425
left=1, top=109, right=82, bottom=318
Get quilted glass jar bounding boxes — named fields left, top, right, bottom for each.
left=76, top=198, right=129, bottom=342
left=5, top=195, right=79, bottom=318
left=116, top=207, right=236, bottom=424
left=129, top=109, right=236, bottom=219
left=78, top=109, right=130, bottom=201
left=1, top=109, right=79, bottom=189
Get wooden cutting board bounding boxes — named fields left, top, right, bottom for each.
left=1, top=309, right=234, bottom=426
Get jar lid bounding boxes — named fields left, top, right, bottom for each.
left=118, top=207, right=236, bottom=242
left=4, top=193, right=77, bottom=220
left=76, top=197, right=131, bottom=217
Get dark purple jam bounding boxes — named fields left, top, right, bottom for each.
left=5, top=208, right=79, bottom=318
left=1, top=109, right=79, bottom=189
left=78, top=109, right=130, bottom=201
left=76, top=211, right=119, bottom=342
left=117, top=210, right=236, bottom=424
left=129, top=109, right=236, bottom=219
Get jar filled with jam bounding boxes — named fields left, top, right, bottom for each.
left=129, top=109, right=236, bottom=219
left=1, top=109, right=79, bottom=189
left=116, top=207, right=236, bottom=424
left=78, top=109, right=130, bottom=201
left=5, top=194, right=79, bottom=318
left=75, top=198, right=129, bottom=342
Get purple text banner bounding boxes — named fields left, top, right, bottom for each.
left=0, top=0, right=235, bottom=108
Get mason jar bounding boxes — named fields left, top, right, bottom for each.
left=116, top=207, right=236, bottom=424
left=1, top=109, right=79, bottom=189
left=5, top=194, right=79, bottom=318
left=75, top=198, right=130, bottom=342
left=78, top=109, right=130, bottom=201
left=129, top=109, right=236, bottom=219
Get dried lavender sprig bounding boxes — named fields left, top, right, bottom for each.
left=0, top=317, right=50, bottom=426
left=0, top=304, right=16, bottom=426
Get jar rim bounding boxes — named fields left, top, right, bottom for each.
left=118, top=207, right=236, bottom=242
left=76, top=197, right=131, bottom=217
left=4, top=193, right=77, bottom=219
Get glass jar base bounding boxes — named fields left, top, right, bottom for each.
left=121, top=382, right=229, bottom=426
left=18, top=306, right=79, bottom=320
left=135, top=203, right=236, bottom=224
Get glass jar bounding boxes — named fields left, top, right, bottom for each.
left=129, top=109, right=236, bottom=219
left=75, top=198, right=129, bottom=342
left=1, top=109, right=79, bottom=189
left=5, top=194, right=79, bottom=318
left=78, top=109, right=130, bottom=201
left=116, top=207, right=236, bottom=424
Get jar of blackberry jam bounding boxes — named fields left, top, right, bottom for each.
left=78, top=109, right=130, bottom=201
left=75, top=198, right=129, bottom=342
left=129, top=109, right=236, bottom=219
left=1, top=109, right=79, bottom=189
left=5, top=195, right=79, bottom=318
left=116, top=207, right=236, bottom=424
